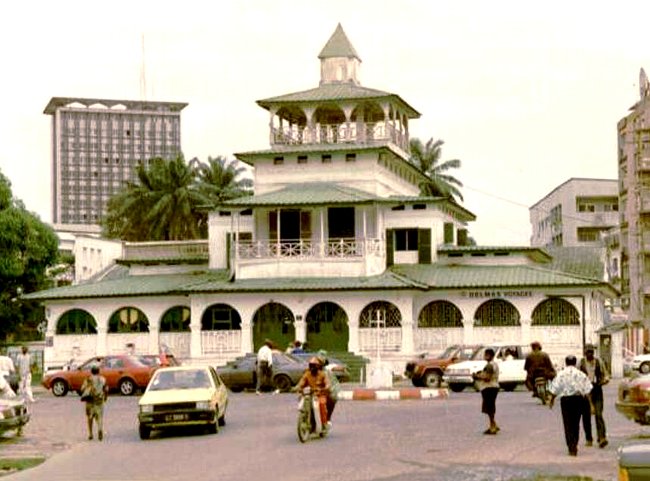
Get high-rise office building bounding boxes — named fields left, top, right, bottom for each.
left=44, top=97, right=187, bottom=232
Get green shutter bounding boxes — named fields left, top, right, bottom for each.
left=457, top=228, right=468, bottom=246
left=418, top=228, right=432, bottom=264
left=386, top=229, right=394, bottom=267
left=226, top=232, right=231, bottom=269
left=444, top=223, right=454, bottom=244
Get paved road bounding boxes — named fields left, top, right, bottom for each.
left=1, top=383, right=648, bottom=481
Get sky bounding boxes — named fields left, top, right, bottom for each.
left=1, top=1, right=649, bottom=245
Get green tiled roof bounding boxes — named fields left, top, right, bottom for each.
left=22, top=271, right=231, bottom=301
left=257, top=84, right=419, bottom=118
left=22, top=270, right=418, bottom=301
left=318, top=24, right=360, bottom=59
left=389, top=264, right=610, bottom=290
left=24, top=258, right=616, bottom=302
left=544, top=246, right=606, bottom=280
left=221, top=183, right=381, bottom=208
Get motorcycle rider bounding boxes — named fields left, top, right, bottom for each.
left=296, top=357, right=331, bottom=429
left=317, top=350, right=340, bottom=423
left=524, top=341, right=556, bottom=396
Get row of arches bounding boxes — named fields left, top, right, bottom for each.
left=56, top=297, right=579, bottom=335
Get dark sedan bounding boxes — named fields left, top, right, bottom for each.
left=218, top=351, right=307, bottom=392
left=291, top=352, right=350, bottom=382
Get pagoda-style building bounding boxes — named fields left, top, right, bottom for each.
left=27, top=25, right=617, bottom=378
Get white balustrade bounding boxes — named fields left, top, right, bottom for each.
left=358, top=327, right=402, bottom=353
left=201, top=330, right=242, bottom=355
left=106, top=333, right=149, bottom=354
left=415, top=328, right=464, bottom=351
left=236, top=238, right=382, bottom=260
left=159, top=332, right=191, bottom=358
left=271, top=122, right=407, bottom=150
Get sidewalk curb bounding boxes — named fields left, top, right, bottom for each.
left=338, top=387, right=448, bottom=401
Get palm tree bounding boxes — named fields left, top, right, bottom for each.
left=190, top=156, right=252, bottom=207
left=103, top=155, right=205, bottom=241
left=409, top=137, right=463, bottom=202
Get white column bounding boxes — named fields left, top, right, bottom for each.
left=463, top=318, right=473, bottom=344
left=319, top=209, right=325, bottom=257
left=148, top=324, right=159, bottom=355
left=401, top=318, right=414, bottom=355
left=295, top=319, right=307, bottom=344
left=189, top=298, right=204, bottom=359
left=96, top=325, right=107, bottom=356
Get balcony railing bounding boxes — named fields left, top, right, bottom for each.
left=122, top=240, right=209, bottom=261
left=236, top=238, right=384, bottom=260
left=271, top=121, right=407, bottom=151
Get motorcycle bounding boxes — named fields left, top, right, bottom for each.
left=297, top=387, right=327, bottom=443
left=534, top=376, right=549, bottom=405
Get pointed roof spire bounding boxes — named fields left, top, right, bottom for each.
left=318, top=23, right=360, bottom=60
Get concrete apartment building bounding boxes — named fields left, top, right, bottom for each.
left=618, top=69, right=650, bottom=334
left=530, top=178, right=618, bottom=248
left=44, top=97, right=187, bottom=234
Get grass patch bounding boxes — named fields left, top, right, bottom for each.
left=0, top=457, right=45, bottom=477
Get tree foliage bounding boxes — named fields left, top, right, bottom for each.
left=102, top=154, right=252, bottom=241
left=409, top=137, right=463, bottom=202
left=0, top=171, right=59, bottom=341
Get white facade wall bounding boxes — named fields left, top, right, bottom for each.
left=73, top=236, right=123, bottom=283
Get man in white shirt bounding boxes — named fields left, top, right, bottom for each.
left=256, top=339, right=274, bottom=394
left=0, top=352, right=15, bottom=377
left=16, top=346, right=35, bottom=402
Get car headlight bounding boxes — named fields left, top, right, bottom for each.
left=140, top=405, right=153, bottom=414
left=196, top=401, right=211, bottom=410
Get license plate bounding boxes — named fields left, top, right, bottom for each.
left=165, top=413, right=188, bottom=422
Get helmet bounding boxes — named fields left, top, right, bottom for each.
left=308, top=356, right=321, bottom=368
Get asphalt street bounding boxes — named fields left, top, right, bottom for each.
left=1, top=383, right=647, bottom=481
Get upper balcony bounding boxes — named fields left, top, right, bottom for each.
left=232, top=237, right=386, bottom=279
left=122, top=240, right=209, bottom=263
left=270, top=121, right=408, bottom=152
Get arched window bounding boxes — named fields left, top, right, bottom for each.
left=161, top=306, right=190, bottom=332
left=359, top=301, right=401, bottom=328
left=202, top=304, right=241, bottom=331
left=108, top=307, right=149, bottom=333
left=56, top=309, right=97, bottom=334
left=532, top=298, right=580, bottom=326
left=474, top=299, right=520, bottom=327
left=418, top=301, right=463, bottom=328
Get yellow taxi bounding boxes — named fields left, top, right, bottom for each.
left=138, top=365, right=228, bottom=439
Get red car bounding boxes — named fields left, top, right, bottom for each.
left=42, top=355, right=157, bottom=397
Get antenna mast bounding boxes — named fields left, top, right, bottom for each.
left=140, top=34, right=147, bottom=100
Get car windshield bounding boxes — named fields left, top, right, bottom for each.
left=436, top=346, right=459, bottom=359
left=148, top=369, right=211, bottom=391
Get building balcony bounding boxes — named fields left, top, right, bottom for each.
left=270, top=121, right=408, bottom=151
left=233, top=238, right=385, bottom=279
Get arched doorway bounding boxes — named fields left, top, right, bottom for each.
left=159, top=306, right=191, bottom=358
left=252, top=303, right=295, bottom=352
left=305, top=302, right=349, bottom=351
left=359, top=301, right=402, bottom=352
left=201, top=303, right=242, bottom=354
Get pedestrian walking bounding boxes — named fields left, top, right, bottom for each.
left=579, top=344, right=609, bottom=448
left=256, top=339, right=275, bottom=394
left=81, top=364, right=108, bottom=441
left=16, top=346, right=35, bottom=402
left=548, top=355, right=593, bottom=456
left=473, top=348, right=500, bottom=435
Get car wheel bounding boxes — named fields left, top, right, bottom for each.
left=641, top=362, right=650, bottom=375
left=423, top=371, right=442, bottom=388
left=411, top=378, right=422, bottom=387
left=119, top=378, right=135, bottom=396
left=206, top=411, right=219, bottom=434
left=273, top=374, right=292, bottom=392
left=52, top=379, right=69, bottom=397
left=448, top=383, right=465, bottom=393
left=138, top=424, right=151, bottom=440
left=228, top=385, right=243, bottom=393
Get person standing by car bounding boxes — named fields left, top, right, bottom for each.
left=473, top=348, right=500, bottom=435
left=548, top=355, right=593, bottom=456
left=81, top=364, right=108, bottom=441
left=579, top=344, right=609, bottom=448
left=0, top=350, right=15, bottom=391
left=524, top=341, right=556, bottom=396
left=16, top=346, right=35, bottom=403
left=256, top=339, right=274, bottom=395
